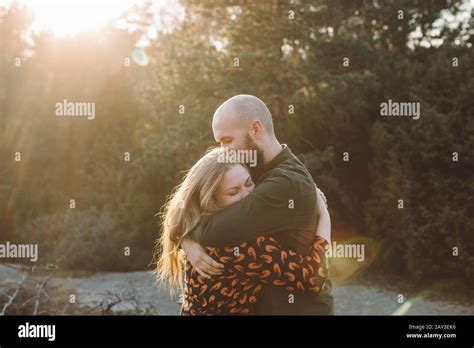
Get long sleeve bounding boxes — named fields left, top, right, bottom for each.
left=208, top=235, right=329, bottom=293
left=192, top=173, right=299, bottom=247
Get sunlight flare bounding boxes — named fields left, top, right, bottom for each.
left=14, top=0, right=142, bottom=37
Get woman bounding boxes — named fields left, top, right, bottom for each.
left=155, top=147, right=331, bottom=315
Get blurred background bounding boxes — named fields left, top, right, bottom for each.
left=0, top=0, right=473, bottom=315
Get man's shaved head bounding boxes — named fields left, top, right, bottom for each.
left=211, top=94, right=282, bottom=170
left=212, top=95, right=274, bottom=139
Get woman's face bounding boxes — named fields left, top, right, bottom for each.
left=215, top=164, right=255, bottom=206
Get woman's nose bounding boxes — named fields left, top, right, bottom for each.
left=241, top=187, right=251, bottom=199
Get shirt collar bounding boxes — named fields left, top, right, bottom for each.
left=263, top=144, right=291, bottom=171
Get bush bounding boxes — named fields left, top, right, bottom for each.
left=21, top=207, right=151, bottom=272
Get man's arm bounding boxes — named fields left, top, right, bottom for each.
left=191, top=172, right=298, bottom=247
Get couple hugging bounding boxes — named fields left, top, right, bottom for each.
left=155, top=94, right=333, bottom=315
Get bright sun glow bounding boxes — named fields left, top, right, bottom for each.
left=18, top=0, right=142, bottom=37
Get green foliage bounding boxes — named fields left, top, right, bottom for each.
left=21, top=207, right=149, bottom=271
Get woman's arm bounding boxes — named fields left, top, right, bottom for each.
left=206, top=187, right=332, bottom=293
left=208, top=235, right=330, bottom=293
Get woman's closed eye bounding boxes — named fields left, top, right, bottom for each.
left=228, top=178, right=253, bottom=196
left=228, top=188, right=239, bottom=196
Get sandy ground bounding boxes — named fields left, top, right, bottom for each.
left=0, top=265, right=472, bottom=315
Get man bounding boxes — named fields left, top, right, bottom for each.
left=181, top=94, right=333, bottom=315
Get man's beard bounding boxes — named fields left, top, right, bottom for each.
left=244, top=134, right=265, bottom=180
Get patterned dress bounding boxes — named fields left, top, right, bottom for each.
left=181, top=235, right=329, bottom=315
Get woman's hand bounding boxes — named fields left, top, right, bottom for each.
left=180, top=237, right=224, bottom=279
left=316, top=188, right=329, bottom=215
left=314, top=186, right=331, bottom=243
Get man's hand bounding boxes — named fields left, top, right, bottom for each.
left=180, top=237, right=224, bottom=279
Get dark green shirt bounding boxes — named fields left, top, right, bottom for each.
left=191, top=145, right=333, bottom=315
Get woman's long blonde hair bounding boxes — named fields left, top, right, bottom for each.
left=154, top=147, right=237, bottom=294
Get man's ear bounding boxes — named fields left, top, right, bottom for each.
left=249, top=120, right=263, bottom=139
